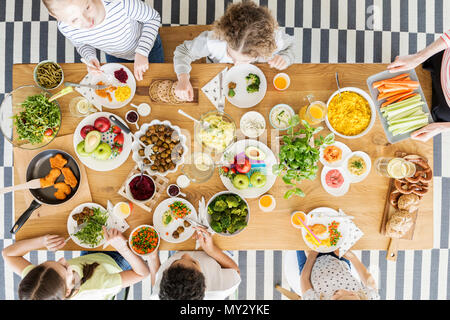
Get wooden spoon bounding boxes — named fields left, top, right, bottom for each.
left=0, top=179, right=47, bottom=195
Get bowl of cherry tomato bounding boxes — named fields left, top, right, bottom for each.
left=128, top=225, right=160, bottom=256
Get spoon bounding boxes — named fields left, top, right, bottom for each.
left=335, top=72, right=342, bottom=102
left=178, top=109, right=210, bottom=130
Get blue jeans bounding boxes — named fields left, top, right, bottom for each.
left=296, top=250, right=351, bottom=274
left=81, top=251, right=132, bottom=271
left=105, top=34, right=164, bottom=63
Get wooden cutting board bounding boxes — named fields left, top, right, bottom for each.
left=380, top=151, right=422, bottom=261
left=13, top=134, right=92, bottom=220
left=135, top=78, right=199, bottom=104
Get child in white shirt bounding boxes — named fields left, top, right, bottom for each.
left=173, top=1, right=296, bottom=101
left=42, top=0, right=162, bottom=81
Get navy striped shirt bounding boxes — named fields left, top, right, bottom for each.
left=58, top=0, right=161, bottom=61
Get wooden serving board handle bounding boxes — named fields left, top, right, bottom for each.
left=386, top=238, right=399, bottom=261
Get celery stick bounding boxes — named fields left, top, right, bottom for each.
left=381, top=94, right=421, bottom=111
left=388, top=118, right=428, bottom=132
left=392, top=122, right=428, bottom=136
left=388, top=115, right=427, bottom=125
left=385, top=102, right=424, bottom=118
left=387, top=107, right=424, bottom=121
left=383, top=100, right=424, bottom=115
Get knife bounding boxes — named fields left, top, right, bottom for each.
left=184, top=217, right=209, bottom=229
left=65, top=81, right=109, bottom=90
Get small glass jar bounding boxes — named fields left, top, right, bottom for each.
left=298, top=94, right=327, bottom=125
left=69, top=96, right=96, bottom=117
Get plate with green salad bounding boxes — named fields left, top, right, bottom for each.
left=67, top=203, right=110, bottom=248
left=0, top=85, right=61, bottom=149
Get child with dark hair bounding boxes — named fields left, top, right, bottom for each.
left=149, top=227, right=241, bottom=300
left=2, top=228, right=150, bottom=300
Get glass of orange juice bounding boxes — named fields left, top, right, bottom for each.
left=291, top=211, right=306, bottom=229
left=299, top=94, right=327, bottom=125
left=273, top=73, right=290, bottom=91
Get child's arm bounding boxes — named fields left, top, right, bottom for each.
left=268, top=30, right=296, bottom=69
left=300, top=251, right=318, bottom=294
left=173, top=31, right=213, bottom=76
left=2, top=235, right=66, bottom=276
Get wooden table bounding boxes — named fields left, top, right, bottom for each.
left=12, top=63, right=434, bottom=251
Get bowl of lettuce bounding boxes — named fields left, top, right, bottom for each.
left=206, top=191, right=250, bottom=236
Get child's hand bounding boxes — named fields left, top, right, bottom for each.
left=387, top=54, right=421, bottom=73
left=268, top=55, right=288, bottom=70
left=42, top=235, right=66, bottom=252
left=411, top=123, right=446, bottom=142
left=193, top=226, right=215, bottom=255
left=134, top=53, right=149, bottom=81
left=175, top=74, right=194, bottom=101
left=103, top=227, right=128, bottom=251
left=87, top=58, right=102, bottom=74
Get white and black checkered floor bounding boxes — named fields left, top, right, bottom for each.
left=0, top=0, right=449, bottom=300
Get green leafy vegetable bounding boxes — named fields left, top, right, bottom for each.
left=73, top=207, right=108, bottom=247
left=208, top=194, right=248, bottom=234
left=13, top=94, right=61, bottom=144
left=273, top=115, right=334, bottom=199
left=245, top=73, right=260, bottom=93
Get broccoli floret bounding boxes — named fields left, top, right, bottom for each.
left=225, top=195, right=240, bottom=208
left=220, top=215, right=231, bottom=229
left=245, top=73, right=260, bottom=93
left=228, top=88, right=235, bottom=97
left=231, top=208, right=242, bottom=215
left=213, top=199, right=227, bottom=212
left=210, top=220, right=222, bottom=233
left=211, top=211, right=222, bottom=222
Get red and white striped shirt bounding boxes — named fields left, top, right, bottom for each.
left=441, top=30, right=450, bottom=107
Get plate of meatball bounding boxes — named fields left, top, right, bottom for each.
left=131, top=120, right=187, bottom=176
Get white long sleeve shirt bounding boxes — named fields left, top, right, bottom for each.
left=58, top=0, right=161, bottom=62
left=173, top=29, right=296, bottom=75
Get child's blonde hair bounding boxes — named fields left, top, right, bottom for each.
left=213, top=1, right=278, bottom=59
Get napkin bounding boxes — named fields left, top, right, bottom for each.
left=75, top=72, right=103, bottom=111
left=103, top=200, right=130, bottom=249
left=194, top=197, right=216, bottom=250
left=201, top=67, right=228, bottom=109
left=335, top=209, right=364, bottom=258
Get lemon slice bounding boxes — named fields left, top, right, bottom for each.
left=387, top=158, right=405, bottom=179
left=76, top=99, right=91, bottom=114
left=194, top=153, right=212, bottom=171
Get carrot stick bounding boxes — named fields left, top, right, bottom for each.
left=372, top=73, right=409, bottom=88
left=394, top=92, right=417, bottom=103
left=377, top=89, right=411, bottom=101
left=380, top=91, right=416, bottom=107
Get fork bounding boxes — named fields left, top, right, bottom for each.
left=217, top=71, right=225, bottom=113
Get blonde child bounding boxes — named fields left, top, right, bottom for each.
left=42, top=0, right=163, bottom=81
left=173, top=1, right=296, bottom=101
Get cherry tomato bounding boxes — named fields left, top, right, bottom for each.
left=44, top=128, right=53, bottom=136
left=112, top=125, right=121, bottom=134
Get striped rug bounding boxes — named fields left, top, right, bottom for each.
left=0, top=0, right=449, bottom=300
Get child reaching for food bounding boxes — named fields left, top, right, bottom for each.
left=173, top=1, right=296, bottom=101
left=42, top=0, right=163, bottom=81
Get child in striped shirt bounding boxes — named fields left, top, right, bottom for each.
left=173, top=1, right=296, bottom=101
left=388, top=29, right=450, bottom=141
left=42, top=0, right=163, bottom=81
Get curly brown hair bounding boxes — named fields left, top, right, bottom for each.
left=213, top=1, right=278, bottom=59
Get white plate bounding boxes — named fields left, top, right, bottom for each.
left=319, top=141, right=352, bottom=168
left=301, top=207, right=348, bottom=253
left=131, top=120, right=187, bottom=177
left=239, top=111, right=266, bottom=138
left=343, top=151, right=372, bottom=183
left=325, top=87, right=376, bottom=139
left=320, top=166, right=350, bottom=197
left=153, top=197, right=197, bottom=243
left=224, top=64, right=267, bottom=108
left=89, top=63, right=136, bottom=109
left=67, top=202, right=109, bottom=249
left=73, top=112, right=132, bottom=172
left=220, top=139, right=277, bottom=199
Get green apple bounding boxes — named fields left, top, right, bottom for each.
left=93, top=142, right=112, bottom=160
left=250, top=171, right=266, bottom=188
left=232, top=174, right=250, bottom=190
left=76, top=141, right=91, bottom=157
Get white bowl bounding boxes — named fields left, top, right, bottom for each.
left=125, top=173, right=156, bottom=203
left=343, top=151, right=372, bottom=183
left=240, top=111, right=266, bottom=138
left=205, top=191, right=250, bottom=237
left=325, top=87, right=376, bottom=139
left=131, top=120, right=187, bottom=177
left=128, top=225, right=160, bottom=257
left=269, top=104, right=295, bottom=130
left=320, top=166, right=350, bottom=197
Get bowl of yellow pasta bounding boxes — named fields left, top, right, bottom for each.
left=325, top=87, right=376, bottom=139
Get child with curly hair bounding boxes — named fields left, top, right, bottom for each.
left=173, top=0, right=296, bottom=101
